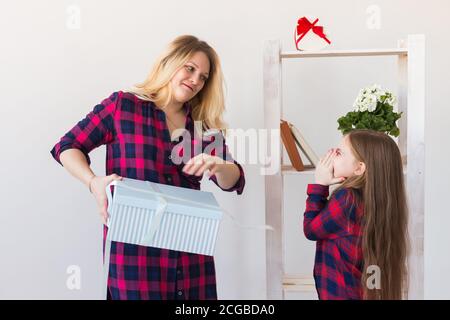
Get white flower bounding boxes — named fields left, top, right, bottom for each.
left=387, top=94, right=397, bottom=106
left=366, top=94, right=378, bottom=112
left=357, top=103, right=367, bottom=112
left=370, top=84, right=382, bottom=94
left=352, top=84, right=396, bottom=113
left=353, top=97, right=365, bottom=111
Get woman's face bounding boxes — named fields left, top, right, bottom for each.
left=333, top=135, right=365, bottom=179
left=170, top=51, right=210, bottom=104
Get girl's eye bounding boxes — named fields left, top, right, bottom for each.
left=185, top=65, right=194, bottom=72
left=200, top=75, right=208, bottom=82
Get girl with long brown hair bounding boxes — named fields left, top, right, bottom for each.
left=303, top=129, right=409, bottom=299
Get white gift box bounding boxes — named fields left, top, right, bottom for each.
left=105, top=177, right=223, bottom=256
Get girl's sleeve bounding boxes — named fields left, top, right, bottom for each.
left=50, top=91, right=121, bottom=166
left=205, top=131, right=246, bottom=195
left=303, top=184, right=353, bottom=241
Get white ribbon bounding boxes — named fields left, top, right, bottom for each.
left=141, top=181, right=168, bottom=244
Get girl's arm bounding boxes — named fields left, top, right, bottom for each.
left=303, top=148, right=351, bottom=240
left=303, top=184, right=353, bottom=241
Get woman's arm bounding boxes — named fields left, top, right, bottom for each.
left=59, top=149, right=96, bottom=190
left=210, top=160, right=241, bottom=190
left=182, top=154, right=244, bottom=192
left=59, top=148, right=122, bottom=225
left=182, top=130, right=246, bottom=194
left=50, top=92, right=123, bottom=225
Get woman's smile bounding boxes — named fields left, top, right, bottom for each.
left=182, top=82, right=194, bottom=92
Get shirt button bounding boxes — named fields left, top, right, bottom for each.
left=177, top=269, right=181, bottom=275
left=177, top=290, right=183, bottom=296
left=168, top=155, right=172, bottom=160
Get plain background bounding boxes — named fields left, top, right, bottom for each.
left=0, top=0, right=448, bottom=299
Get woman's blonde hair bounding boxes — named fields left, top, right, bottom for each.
left=127, top=35, right=226, bottom=130
left=335, top=129, right=409, bottom=300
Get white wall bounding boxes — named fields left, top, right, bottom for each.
left=0, top=0, right=448, bottom=299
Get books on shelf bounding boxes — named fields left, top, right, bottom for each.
left=288, top=123, right=319, bottom=167
left=280, top=120, right=319, bottom=171
left=280, top=120, right=304, bottom=171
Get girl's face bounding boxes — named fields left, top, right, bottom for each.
left=170, top=51, right=210, bottom=104
left=333, top=135, right=366, bottom=179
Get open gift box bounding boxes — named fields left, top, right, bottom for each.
left=105, top=177, right=223, bottom=256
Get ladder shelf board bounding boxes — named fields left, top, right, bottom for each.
left=281, top=48, right=408, bottom=59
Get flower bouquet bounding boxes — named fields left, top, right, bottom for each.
left=337, top=84, right=402, bottom=137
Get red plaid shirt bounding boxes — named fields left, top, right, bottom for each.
left=51, top=91, right=245, bottom=300
left=303, top=184, right=364, bottom=300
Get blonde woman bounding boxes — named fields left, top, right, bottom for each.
left=50, top=35, right=245, bottom=300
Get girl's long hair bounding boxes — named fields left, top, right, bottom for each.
left=336, top=129, right=409, bottom=299
left=126, top=35, right=226, bottom=130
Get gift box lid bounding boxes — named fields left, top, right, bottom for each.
left=110, top=178, right=223, bottom=220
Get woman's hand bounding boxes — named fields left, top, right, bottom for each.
left=182, top=153, right=227, bottom=177
left=89, top=174, right=123, bottom=225
left=315, top=149, right=346, bottom=186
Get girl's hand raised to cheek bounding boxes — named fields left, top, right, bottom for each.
left=315, top=149, right=346, bottom=186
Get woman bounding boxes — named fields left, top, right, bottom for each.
left=50, top=35, right=245, bottom=300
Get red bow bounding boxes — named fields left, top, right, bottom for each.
left=294, top=17, right=331, bottom=50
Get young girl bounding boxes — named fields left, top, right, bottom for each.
left=51, top=35, right=245, bottom=300
left=303, top=129, right=409, bottom=300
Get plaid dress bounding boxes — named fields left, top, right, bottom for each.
left=50, top=91, right=245, bottom=300
left=303, top=184, right=364, bottom=300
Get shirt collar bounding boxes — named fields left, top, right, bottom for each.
left=148, top=100, right=192, bottom=117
